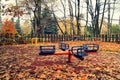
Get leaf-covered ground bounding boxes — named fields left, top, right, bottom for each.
left=0, top=41, right=120, bottom=80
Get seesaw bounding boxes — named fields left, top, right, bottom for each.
left=39, top=45, right=72, bottom=62
left=39, top=42, right=99, bottom=62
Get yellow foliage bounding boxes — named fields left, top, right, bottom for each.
left=21, top=21, right=32, bottom=34
left=58, top=18, right=108, bottom=35
left=58, top=18, right=85, bottom=35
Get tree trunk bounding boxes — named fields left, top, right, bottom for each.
left=37, top=0, right=42, bottom=34
left=52, top=10, right=65, bottom=35
left=60, top=0, right=68, bottom=34
left=94, top=0, right=100, bottom=37
left=77, top=0, right=81, bottom=36
left=99, top=0, right=107, bottom=34
left=68, top=0, right=75, bottom=35
left=85, top=0, right=89, bottom=35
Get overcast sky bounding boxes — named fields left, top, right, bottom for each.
left=55, top=0, right=120, bottom=24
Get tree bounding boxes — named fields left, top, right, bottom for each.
left=111, top=24, right=120, bottom=34
left=1, top=0, right=41, bottom=35
left=23, top=0, right=59, bottom=35
left=14, top=19, right=22, bottom=34
left=1, top=19, right=17, bottom=34
left=41, top=7, right=58, bottom=34
left=99, top=0, right=107, bottom=34
left=1, top=0, right=25, bottom=35
left=0, top=0, right=2, bottom=28
left=42, top=0, right=65, bottom=35
left=68, top=0, right=75, bottom=35
left=76, top=0, right=81, bottom=36
left=21, top=20, right=32, bottom=34
left=60, top=0, right=67, bottom=34
left=85, top=0, right=107, bottom=36
left=25, top=0, right=42, bottom=34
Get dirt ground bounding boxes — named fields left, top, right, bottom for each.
left=0, top=41, right=120, bottom=80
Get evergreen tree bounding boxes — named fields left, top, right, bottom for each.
left=41, top=7, right=58, bottom=34
left=15, top=20, right=22, bottom=34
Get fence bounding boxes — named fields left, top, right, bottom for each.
left=0, top=33, right=120, bottom=44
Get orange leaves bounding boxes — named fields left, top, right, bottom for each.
left=1, top=19, right=17, bottom=34
left=66, top=41, right=120, bottom=52
left=100, top=42, right=120, bottom=52
left=13, top=10, right=23, bottom=17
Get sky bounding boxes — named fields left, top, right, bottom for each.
left=1, top=0, right=120, bottom=25
left=55, top=0, right=120, bottom=25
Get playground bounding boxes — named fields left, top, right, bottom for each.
left=1, top=0, right=120, bottom=79
left=0, top=41, right=120, bottom=80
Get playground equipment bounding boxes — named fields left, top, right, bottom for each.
left=39, top=45, right=72, bottom=62
left=85, top=36, right=100, bottom=53
left=59, top=42, right=69, bottom=51
left=32, top=37, right=38, bottom=46
left=83, top=44, right=99, bottom=52
left=40, top=45, right=55, bottom=55
left=39, top=43, right=99, bottom=62
left=71, top=45, right=88, bottom=60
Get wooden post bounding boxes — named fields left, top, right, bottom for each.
left=116, top=34, right=118, bottom=43
left=101, top=34, right=104, bottom=42
left=105, top=34, right=107, bottom=42
left=39, top=34, right=41, bottom=42
left=112, top=34, right=114, bottom=42
left=55, top=34, right=57, bottom=42
left=53, top=34, right=55, bottom=42
left=47, top=34, right=49, bottom=42
left=44, top=34, right=46, bottom=42
left=42, top=33, right=44, bottom=42
left=38, top=34, right=40, bottom=42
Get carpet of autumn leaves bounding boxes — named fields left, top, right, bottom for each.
left=0, top=41, right=120, bottom=80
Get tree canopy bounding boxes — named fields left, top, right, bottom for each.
left=1, top=19, right=17, bottom=34
left=1, top=0, right=120, bottom=36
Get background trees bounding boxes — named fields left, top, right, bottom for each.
left=0, top=0, right=120, bottom=36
